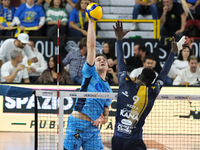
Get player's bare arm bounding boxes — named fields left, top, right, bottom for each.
left=86, top=19, right=96, bottom=66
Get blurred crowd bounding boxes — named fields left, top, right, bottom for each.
left=0, top=0, right=199, bottom=86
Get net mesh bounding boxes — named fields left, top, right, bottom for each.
left=35, top=90, right=200, bottom=150
left=37, top=96, right=58, bottom=150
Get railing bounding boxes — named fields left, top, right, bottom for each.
left=94, top=19, right=160, bottom=39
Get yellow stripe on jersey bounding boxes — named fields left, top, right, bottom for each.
left=129, top=86, right=148, bottom=126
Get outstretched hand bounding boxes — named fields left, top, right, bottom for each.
left=91, top=114, right=104, bottom=127
left=171, top=37, right=178, bottom=54
left=113, top=20, right=130, bottom=40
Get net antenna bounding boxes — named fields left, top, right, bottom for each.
left=57, top=20, right=63, bottom=150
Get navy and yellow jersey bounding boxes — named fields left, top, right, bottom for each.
left=73, top=62, right=113, bottom=121
left=14, top=4, right=45, bottom=27
left=0, top=5, right=15, bottom=26
left=114, top=40, right=175, bottom=139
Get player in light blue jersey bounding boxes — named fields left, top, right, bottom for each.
left=64, top=19, right=113, bottom=150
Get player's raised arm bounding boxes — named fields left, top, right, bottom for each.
left=86, top=19, right=96, bottom=66
left=156, top=37, right=178, bottom=83
left=113, top=21, right=130, bottom=73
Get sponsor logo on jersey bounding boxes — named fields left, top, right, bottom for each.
left=117, top=123, right=133, bottom=134
left=120, top=108, right=139, bottom=121
left=121, top=119, right=132, bottom=126
left=122, top=91, right=129, bottom=97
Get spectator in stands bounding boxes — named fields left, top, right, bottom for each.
left=65, top=0, right=78, bottom=14
left=67, top=0, right=90, bottom=37
left=102, top=42, right=117, bottom=63
left=174, top=45, right=191, bottom=73
left=102, top=42, right=118, bottom=85
left=130, top=55, right=158, bottom=82
left=168, top=45, right=192, bottom=82
left=22, top=40, right=47, bottom=83
left=1, top=48, right=30, bottom=83
left=125, top=43, right=164, bottom=83
left=106, top=67, right=118, bottom=85
left=0, top=33, right=38, bottom=68
left=62, top=37, right=87, bottom=84
left=102, top=41, right=117, bottom=71
left=131, top=0, right=158, bottom=30
left=11, top=0, right=45, bottom=36
left=125, top=43, right=147, bottom=73
left=36, top=55, right=74, bottom=84
left=158, top=0, right=186, bottom=40
left=0, top=0, right=16, bottom=36
left=45, top=0, right=68, bottom=50
left=173, top=55, right=200, bottom=86
left=184, top=19, right=200, bottom=37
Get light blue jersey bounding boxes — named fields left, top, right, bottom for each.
left=64, top=62, right=112, bottom=150
left=74, top=62, right=113, bottom=121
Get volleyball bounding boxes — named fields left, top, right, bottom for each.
left=86, top=3, right=103, bottom=21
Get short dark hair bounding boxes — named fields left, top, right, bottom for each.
left=188, top=55, right=198, bottom=62
left=141, top=68, right=156, bottom=82
left=138, top=43, right=146, bottom=52
left=143, top=54, right=155, bottom=62
left=96, top=53, right=107, bottom=60
left=79, top=37, right=87, bottom=49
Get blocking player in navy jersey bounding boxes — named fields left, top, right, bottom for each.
left=64, top=19, right=113, bottom=150
left=112, top=21, right=178, bottom=150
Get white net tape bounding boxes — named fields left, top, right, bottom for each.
left=36, top=90, right=200, bottom=100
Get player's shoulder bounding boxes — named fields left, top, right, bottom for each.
left=150, top=80, right=163, bottom=90
left=83, top=62, right=95, bottom=71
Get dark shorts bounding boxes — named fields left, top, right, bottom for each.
left=112, top=136, right=147, bottom=150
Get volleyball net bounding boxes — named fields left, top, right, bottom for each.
left=35, top=90, right=200, bottom=150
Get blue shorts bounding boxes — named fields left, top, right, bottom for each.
left=64, top=115, right=103, bottom=150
